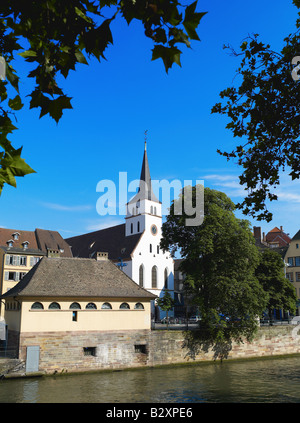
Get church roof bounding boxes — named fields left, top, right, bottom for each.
left=0, top=256, right=156, bottom=299
left=128, top=142, right=160, bottom=204
left=65, top=224, right=142, bottom=260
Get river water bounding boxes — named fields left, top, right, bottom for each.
left=0, top=356, right=300, bottom=403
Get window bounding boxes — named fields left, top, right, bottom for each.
left=83, top=347, right=96, bottom=356
left=70, top=302, right=81, bottom=309
left=120, top=302, right=130, bottom=309
left=101, top=302, right=112, bottom=309
left=297, top=244, right=299, bottom=249
left=12, top=232, right=19, bottom=241
left=152, top=266, right=157, bottom=288
left=135, top=344, right=147, bottom=354
left=139, top=265, right=144, bottom=288
left=164, top=268, right=168, bottom=289
left=30, top=256, right=40, bottom=266
left=157, top=245, right=159, bottom=254
left=154, top=207, right=157, bottom=215
left=72, top=311, right=78, bottom=321
left=150, top=244, right=152, bottom=253
left=150, top=206, right=153, bottom=214
left=86, top=302, right=97, bottom=309
left=31, top=302, right=44, bottom=310
left=20, top=256, right=27, bottom=266
left=286, top=272, right=293, bottom=282
left=48, top=302, right=61, bottom=309
left=288, top=257, right=294, bottom=266
left=4, top=271, right=19, bottom=281
left=137, top=221, right=140, bottom=232
left=295, top=257, right=300, bottom=266
left=296, top=272, right=300, bottom=282
left=134, top=302, right=144, bottom=310
left=22, top=241, right=29, bottom=249
left=131, top=223, right=133, bottom=234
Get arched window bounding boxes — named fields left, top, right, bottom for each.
left=70, top=302, right=81, bottom=309
left=31, top=302, right=43, bottom=310
left=120, top=302, right=130, bottom=309
left=164, top=268, right=168, bottom=289
left=48, top=302, right=61, bottom=309
left=152, top=266, right=157, bottom=288
left=101, top=302, right=112, bottom=309
left=139, top=264, right=144, bottom=287
left=134, top=302, right=144, bottom=310
left=86, top=302, right=97, bottom=309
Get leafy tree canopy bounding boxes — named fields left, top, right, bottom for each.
left=0, top=0, right=205, bottom=193
left=212, top=0, right=300, bottom=221
left=255, top=248, right=297, bottom=320
left=161, top=185, right=268, bottom=360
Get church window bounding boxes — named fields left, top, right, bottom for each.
left=48, top=302, right=61, bottom=309
left=139, top=265, right=144, bottom=287
left=131, top=223, right=133, bottom=234
left=70, top=302, right=81, bottom=309
left=164, top=268, right=168, bottom=289
left=137, top=221, right=140, bottom=232
left=101, top=302, right=112, bottom=309
left=154, top=207, right=157, bottom=215
left=86, top=302, right=97, bottom=309
left=150, top=244, right=152, bottom=253
left=150, top=206, right=153, bottom=214
left=157, top=246, right=159, bottom=254
left=134, top=302, right=144, bottom=310
left=31, top=302, right=44, bottom=310
left=120, top=302, right=130, bottom=309
left=152, top=266, right=157, bottom=288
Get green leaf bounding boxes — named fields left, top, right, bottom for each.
left=152, top=45, right=182, bottom=73
left=18, top=50, right=37, bottom=58
left=8, top=95, right=24, bottom=111
left=5, top=64, right=19, bottom=93
left=183, top=2, right=206, bottom=41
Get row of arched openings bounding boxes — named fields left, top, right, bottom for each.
left=31, top=302, right=145, bottom=310
left=139, top=266, right=169, bottom=289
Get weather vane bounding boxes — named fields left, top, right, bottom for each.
left=144, top=130, right=148, bottom=151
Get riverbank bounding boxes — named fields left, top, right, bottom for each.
left=2, top=325, right=300, bottom=379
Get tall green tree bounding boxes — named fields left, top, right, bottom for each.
left=157, top=289, right=175, bottom=329
left=0, top=0, right=205, bottom=194
left=255, top=249, right=297, bottom=321
left=161, top=185, right=267, bottom=360
left=211, top=0, right=300, bottom=221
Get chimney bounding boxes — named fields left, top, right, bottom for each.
left=96, top=252, right=108, bottom=261
left=253, top=226, right=261, bottom=241
left=47, top=248, right=60, bottom=258
left=280, top=226, right=283, bottom=232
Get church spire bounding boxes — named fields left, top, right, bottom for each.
left=128, top=132, right=160, bottom=204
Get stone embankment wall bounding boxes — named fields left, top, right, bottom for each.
left=17, top=325, right=300, bottom=374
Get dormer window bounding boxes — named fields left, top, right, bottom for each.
left=12, top=232, right=20, bottom=241
left=22, top=241, right=29, bottom=250
left=7, top=240, right=14, bottom=248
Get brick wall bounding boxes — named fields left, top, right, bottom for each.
left=16, top=325, right=300, bottom=374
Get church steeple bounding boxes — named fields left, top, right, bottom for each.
left=129, top=134, right=160, bottom=204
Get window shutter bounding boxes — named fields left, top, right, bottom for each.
left=5, top=255, right=10, bottom=265
left=4, top=271, right=8, bottom=281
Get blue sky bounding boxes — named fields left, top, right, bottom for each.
left=1, top=0, right=300, bottom=241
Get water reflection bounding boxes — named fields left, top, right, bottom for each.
left=1, top=356, right=300, bottom=403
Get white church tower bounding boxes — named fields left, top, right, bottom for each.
left=124, top=140, right=174, bottom=320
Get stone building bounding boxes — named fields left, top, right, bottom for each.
left=284, top=230, right=300, bottom=314
left=0, top=253, right=156, bottom=373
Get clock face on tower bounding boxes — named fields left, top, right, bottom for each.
left=151, top=224, right=157, bottom=235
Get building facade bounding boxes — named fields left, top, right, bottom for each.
left=284, top=230, right=300, bottom=314
left=66, top=143, right=174, bottom=320
left=0, top=228, right=72, bottom=316
left=1, top=253, right=156, bottom=372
